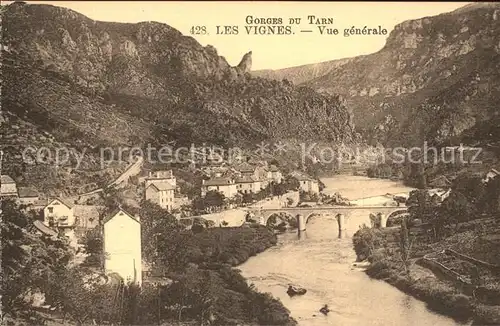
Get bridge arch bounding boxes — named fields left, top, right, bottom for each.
left=304, top=211, right=339, bottom=224
left=386, top=209, right=409, bottom=227
left=247, top=205, right=409, bottom=229
left=386, top=208, right=409, bottom=220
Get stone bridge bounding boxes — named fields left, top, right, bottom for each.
left=245, top=205, right=408, bottom=231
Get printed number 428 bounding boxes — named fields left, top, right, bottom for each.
left=190, top=26, right=207, bottom=35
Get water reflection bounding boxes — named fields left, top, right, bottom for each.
left=338, top=230, right=348, bottom=239
left=297, top=230, right=308, bottom=240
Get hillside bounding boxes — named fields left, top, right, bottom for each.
left=1, top=2, right=359, bottom=194
left=2, top=2, right=357, bottom=149
left=253, top=3, right=500, bottom=148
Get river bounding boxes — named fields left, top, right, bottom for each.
left=239, top=175, right=466, bottom=326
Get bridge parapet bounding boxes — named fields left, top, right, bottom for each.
left=245, top=205, right=407, bottom=228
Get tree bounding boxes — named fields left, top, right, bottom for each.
left=230, top=193, right=243, bottom=207
left=283, top=175, right=299, bottom=191
left=48, top=268, right=117, bottom=325
left=398, top=216, right=415, bottom=276
left=192, top=195, right=207, bottom=214
left=441, top=191, right=475, bottom=226
left=452, top=174, right=485, bottom=211
left=242, top=192, right=254, bottom=204
left=164, top=266, right=215, bottom=324
left=204, top=190, right=225, bottom=210
left=81, top=227, right=105, bottom=268
left=406, top=189, right=444, bottom=240
left=135, top=200, right=181, bottom=262
left=273, top=182, right=287, bottom=197
left=97, top=186, right=122, bottom=222
left=1, top=199, right=73, bottom=322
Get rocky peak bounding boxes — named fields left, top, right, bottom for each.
left=237, top=51, right=252, bottom=72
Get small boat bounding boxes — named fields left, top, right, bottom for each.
left=287, top=285, right=307, bottom=296
left=320, top=304, right=330, bottom=315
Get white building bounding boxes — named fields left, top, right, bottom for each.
left=145, top=182, right=175, bottom=210
left=201, top=177, right=237, bottom=198
left=103, top=208, right=142, bottom=285
left=1, top=175, right=18, bottom=198
left=43, top=198, right=76, bottom=228
left=268, top=165, right=283, bottom=183
left=296, top=175, right=320, bottom=194
left=236, top=175, right=261, bottom=194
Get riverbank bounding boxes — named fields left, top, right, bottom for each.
left=10, top=220, right=296, bottom=326
left=237, top=175, right=464, bottom=325
left=352, top=226, right=500, bottom=325
left=163, top=224, right=298, bottom=326
left=320, top=175, right=414, bottom=200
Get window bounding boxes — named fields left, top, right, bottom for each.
left=48, top=207, right=54, bottom=213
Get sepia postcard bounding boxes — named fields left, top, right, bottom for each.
left=1, top=1, right=500, bottom=325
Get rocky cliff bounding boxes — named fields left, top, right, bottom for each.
left=2, top=2, right=358, bottom=152
left=253, top=3, right=500, bottom=148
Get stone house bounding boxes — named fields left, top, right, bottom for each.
left=145, top=182, right=175, bottom=211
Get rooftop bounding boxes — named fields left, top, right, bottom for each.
left=203, top=177, right=234, bottom=186
left=236, top=175, right=259, bottom=183
left=46, top=197, right=75, bottom=209
left=147, top=182, right=175, bottom=191
left=103, top=208, right=140, bottom=224
left=1, top=175, right=15, bottom=184
left=18, top=187, right=39, bottom=198
left=291, top=172, right=315, bottom=181
left=429, top=175, right=452, bottom=185
left=236, top=162, right=256, bottom=173
left=33, top=220, right=58, bottom=237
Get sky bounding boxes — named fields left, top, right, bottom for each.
left=16, top=1, right=469, bottom=70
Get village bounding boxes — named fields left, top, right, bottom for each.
left=0, top=156, right=325, bottom=286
